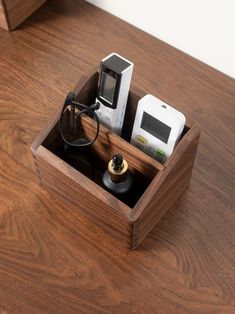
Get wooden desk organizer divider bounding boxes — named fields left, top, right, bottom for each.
left=31, top=71, right=201, bottom=249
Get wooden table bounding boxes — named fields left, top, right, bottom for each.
left=0, top=0, right=234, bottom=312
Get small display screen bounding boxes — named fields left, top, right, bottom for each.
left=141, top=111, right=171, bottom=144
left=100, top=71, right=116, bottom=105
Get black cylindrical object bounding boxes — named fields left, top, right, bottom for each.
left=102, top=154, right=133, bottom=197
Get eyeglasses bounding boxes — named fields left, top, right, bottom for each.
left=59, top=92, right=100, bottom=148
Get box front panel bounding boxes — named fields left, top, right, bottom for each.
left=34, top=150, right=133, bottom=249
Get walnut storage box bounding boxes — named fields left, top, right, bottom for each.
left=31, top=72, right=201, bottom=250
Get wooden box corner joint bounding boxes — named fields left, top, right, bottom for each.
left=31, top=71, right=201, bottom=250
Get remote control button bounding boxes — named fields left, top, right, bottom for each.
left=135, top=135, right=148, bottom=146
left=156, top=148, right=165, bottom=157
left=155, top=149, right=165, bottom=163
left=145, top=146, right=154, bottom=157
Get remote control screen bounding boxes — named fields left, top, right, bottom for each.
left=141, top=111, right=171, bottom=144
left=100, top=71, right=116, bottom=105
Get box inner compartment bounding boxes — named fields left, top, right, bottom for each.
left=42, top=116, right=159, bottom=208
left=41, top=72, right=190, bottom=208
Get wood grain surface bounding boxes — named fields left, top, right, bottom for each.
left=0, top=0, right=235, bottom=313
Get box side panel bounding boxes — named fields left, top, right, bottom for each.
left=132, top=124, right=201, bottom=249
left=3, top=0, right=46, bottom=30
left=0, top=0, right=9, bottom=29
left=74, top=71, right=99, bottom=105
left=33, top=148, right=132, bottom=249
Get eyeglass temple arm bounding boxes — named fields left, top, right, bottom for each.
left=63, top=92, right=77, bottom=134
left=64, top=91, right=100, bottom=135
left=70, top=103, right=78, bottom=134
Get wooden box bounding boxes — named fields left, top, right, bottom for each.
left=31, top=72, right=200, bottom=250
left=0, top=0, right=46, bottom=30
